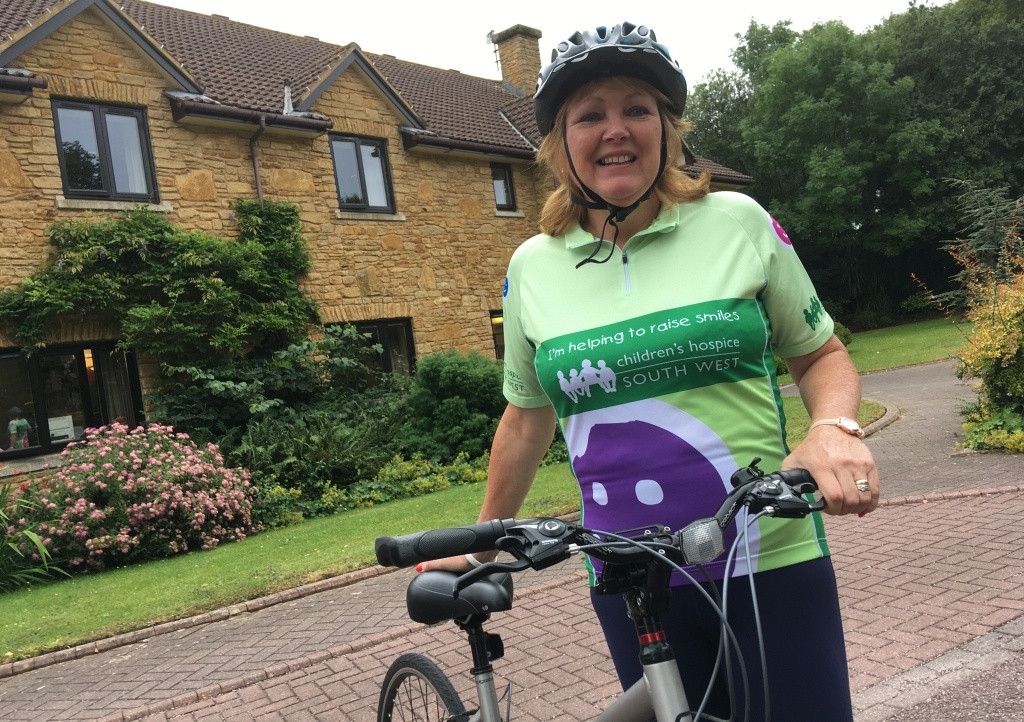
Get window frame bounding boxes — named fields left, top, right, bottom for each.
left=51, top=99, right=159, bottom=203
left=489, top=310, right=505, bottom=360
left=0, top=343, right=144, bottom=460
left=352, top=318, right=416, bottom=375
left=329, top=135, right=396, bottom=214
left=490, top=162, right=517, bottom=211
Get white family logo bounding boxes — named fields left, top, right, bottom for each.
left=557, top=359, right=617, bottom=402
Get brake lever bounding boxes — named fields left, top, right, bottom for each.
left=749, top=478, right=826, bottom=517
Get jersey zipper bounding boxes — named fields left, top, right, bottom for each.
left=622, top=248, right=632, bottom=293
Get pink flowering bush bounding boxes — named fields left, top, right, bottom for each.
left=15, top=423, right=259, bottom=572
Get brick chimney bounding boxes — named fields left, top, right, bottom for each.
left=489, top=25, right=542, bottom=96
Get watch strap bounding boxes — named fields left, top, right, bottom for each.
left=808, top=417, right=864, bottom=438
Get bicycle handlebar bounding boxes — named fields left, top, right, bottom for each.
left=374, top=518, right=520, bottom=568
left=375, top=462, right=823, bottom=571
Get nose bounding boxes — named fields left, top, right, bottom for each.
left=602, top=114, right=629, bottom=141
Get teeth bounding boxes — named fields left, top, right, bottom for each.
left=599, top=155, right=634, bottom=165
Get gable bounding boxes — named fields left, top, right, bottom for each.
left=15, top=6, right=193, bottom=106
left=0, top=0, right=199, bottom=93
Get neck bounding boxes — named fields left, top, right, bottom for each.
left=583, top=197, right=661, bottom=247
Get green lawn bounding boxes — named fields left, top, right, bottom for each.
left=0, top=317, right=965, bottom=661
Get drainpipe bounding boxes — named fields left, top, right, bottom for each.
left=249, top=114, right=267, bottom=204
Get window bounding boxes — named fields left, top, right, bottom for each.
left=491, top=163, right=516, bottom=210
left=1, top=344, right=143, bottom=458
left=490, top=311, right=505, bottom=360
left=52, top=100, right=158, bottom=202
left=353, top=319, right=415, bottom=375
left=331, top=136, right=395, bottom=212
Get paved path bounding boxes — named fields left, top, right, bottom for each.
left=0, top=360, right=1021, bottom=721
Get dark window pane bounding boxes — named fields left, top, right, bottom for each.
left=57, top=107, right=104, bottom=191
left=382, top=323, right=411, bottom=376
left=352, top=319, right=413, bottom=375
left=38, top=354, right=85, bottom=443
left=332, top=139, right=364, bottom=205
left=105, top=113, right=149, bottom=195
left=1, top=356, right=38, bottom=452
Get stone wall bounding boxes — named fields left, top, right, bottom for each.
left=0, top=7, right=545, bottom=384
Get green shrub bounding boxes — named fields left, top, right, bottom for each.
left=230, top=399, right=403, bottom=526
left=834, top=321, right=854, bottom=347
left=152, top=324, right=389, bottom=444
left=960, top=404, right=1024, bottom=452
left=400, top=350, right=505, bottom=462
left=1, top=482, right=65, bottom=592
left=339, top=453, right=488, bottom=509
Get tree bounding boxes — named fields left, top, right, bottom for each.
left=739, top=21, right=951, bottom=323
left=687, top=21, right=798, bottom=177
left=878, top=0, right=1024, bottom=195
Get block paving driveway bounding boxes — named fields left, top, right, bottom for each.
left=1, top=361, right=1022, bottom=721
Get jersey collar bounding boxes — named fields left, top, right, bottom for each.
left=562, top=202, right=681, bottom=249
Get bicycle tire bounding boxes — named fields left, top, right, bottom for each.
left=377, top=652, right=468, bottom=722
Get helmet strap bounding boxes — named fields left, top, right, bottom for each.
left=563, top=131, right=669, bottom=269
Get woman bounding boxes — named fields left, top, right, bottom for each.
left=423, top=22, right=878, bottom=720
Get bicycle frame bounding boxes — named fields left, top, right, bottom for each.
left=377, top=463, right=824, bottom=722
left=432, top=552, right=696, bottom=722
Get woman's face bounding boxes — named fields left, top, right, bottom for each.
left=563, top=78, right=663, bottom=208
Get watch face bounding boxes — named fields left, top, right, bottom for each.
left=838, top=417, right=863, bottom=435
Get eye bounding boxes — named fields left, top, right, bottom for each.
left=574, top=110, right=602, bottom=124
left=627, top=105, right=654, bottom=117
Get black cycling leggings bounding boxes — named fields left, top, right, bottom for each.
left=591, top=557, right=854, bottom=721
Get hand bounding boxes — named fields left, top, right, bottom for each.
left=783, top=426, right=879, bottom=516
left=415, top=553, right=491, bottom=574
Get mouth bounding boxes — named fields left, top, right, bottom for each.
left=597, top=154, right=635, bottom=166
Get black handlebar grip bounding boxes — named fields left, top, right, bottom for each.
left=777, top=468, right=817, bottom=489
left=375, top=518, right=517, bottom=568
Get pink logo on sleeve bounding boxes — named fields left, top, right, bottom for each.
left=770, top=216, right=793, bottom=248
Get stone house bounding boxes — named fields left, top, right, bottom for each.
left=0, top=0, right=751, bottom=462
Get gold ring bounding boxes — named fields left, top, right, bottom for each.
left=855, top=479, right=869, bottom=493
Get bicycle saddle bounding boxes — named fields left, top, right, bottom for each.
left=406, top=571, right=514, bottom=625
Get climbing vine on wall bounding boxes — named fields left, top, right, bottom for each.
left=0, top=200, right=320, bottom=363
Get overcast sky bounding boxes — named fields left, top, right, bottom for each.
left=154, top=0, right=952, bottom=86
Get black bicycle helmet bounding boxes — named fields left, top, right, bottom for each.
left=534, top=22, right=687, bottom=136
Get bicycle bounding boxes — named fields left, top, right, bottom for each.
left=373, top=459, right=824, bottom=722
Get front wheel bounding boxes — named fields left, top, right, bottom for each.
left=377, top=652, right=467, bottom=722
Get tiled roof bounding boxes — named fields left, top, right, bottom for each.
left=368, top=53, right=533, bottom=154
left=0, top=0, right=750, bottom=181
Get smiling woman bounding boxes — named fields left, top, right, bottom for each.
left=412, top=20, right=877, bottom=721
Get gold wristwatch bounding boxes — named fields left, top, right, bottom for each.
left=808, top=417, right=864, bottom=438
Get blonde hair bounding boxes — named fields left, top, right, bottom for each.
left=536, top=76, right=710, bottom=237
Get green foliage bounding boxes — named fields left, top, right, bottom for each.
left=228, top=395, right=405, bottom=526
left=960, top=403, right=1024, bottom=453
left=1, top=482, right=65, bottom=592
left=945, top=182, right=1024, bottom=451
left=688, top=1, right=1024, bottom=326
left=151, top=324, right=390, bottom=443
left=13, top=424, right=259, bottom=572
left=399, top=350, right=506, bottom=462
left=149, top=325, right=407, bottom=526
left=0, top=202, right=318, bottom=361
left=834, top=321, right=854, bottom=347
left=340, top=453, right=488, bottom=509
